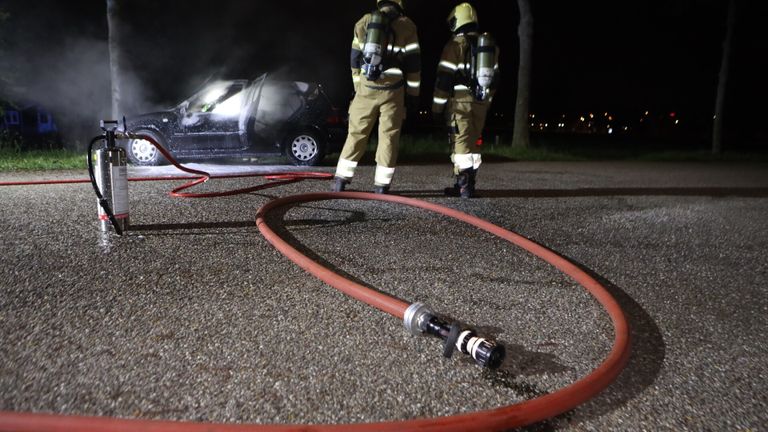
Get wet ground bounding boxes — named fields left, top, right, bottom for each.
left=1, top=161, right=767, bottom=430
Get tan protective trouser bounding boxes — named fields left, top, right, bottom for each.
left=336, top=85, right=405, bottom=183
left=448, top=99, right=489, bottom=174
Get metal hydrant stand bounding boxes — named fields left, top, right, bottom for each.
left=0, top=132, right=631, bottom=432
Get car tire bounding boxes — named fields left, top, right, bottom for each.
left=284, top=130, right=325, bottom=166
left=125, top=131, right=167, bottom=166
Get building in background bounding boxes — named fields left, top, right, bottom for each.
left=1, top=100, right=60, bottom=149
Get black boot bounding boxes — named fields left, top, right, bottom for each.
left=464, top=168, right=477, bottom=198
left=373, top=184, right=390, bottom=194
left=445, top=168, right=474, bottom=198
left=444, top=178, right=461, bottom=196
left=332, top=176, right=349, bottom=192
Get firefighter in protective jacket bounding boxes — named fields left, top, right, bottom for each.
left=333, top=0, right=421, bottom=194
left=432, top=2, right=499, bottom=198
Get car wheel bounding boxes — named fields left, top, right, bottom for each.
left=285, top=131, right=325, bottom=166
left=125, top=132, right=166, bottom=166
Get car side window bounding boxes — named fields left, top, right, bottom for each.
left=188, top=83, right=244, bottom=115
left=210, top=91, right=243, bottom=116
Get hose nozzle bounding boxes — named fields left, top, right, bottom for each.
left=403, top=302, right=505, bottom=369
left=455, top=330, right=505, bottom=369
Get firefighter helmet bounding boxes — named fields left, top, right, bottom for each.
left=377, top=0, right=404, bottom=12
left=447, top=2, right=478, bottom=32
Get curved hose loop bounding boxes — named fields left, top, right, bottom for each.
left=254, top=191, right=631, bottom=431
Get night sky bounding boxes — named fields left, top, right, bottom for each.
left=0, top=0, right=764, bottom=144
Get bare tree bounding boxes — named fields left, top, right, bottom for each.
left=712, top=0, right=735, bottom=155
left=512, top=0, right=533, bottom=149
left=106, top=0, right=122, bottom=120
left=0, top=8, right=13, bottom=100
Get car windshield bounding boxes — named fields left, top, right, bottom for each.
left=186, top=81, right=245, bottom=116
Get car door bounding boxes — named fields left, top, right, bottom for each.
left=242, top=78, right=306, bottom=152
left=239, top=75, right=280, bottom=152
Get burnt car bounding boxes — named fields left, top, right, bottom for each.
left=123, top=74, right=346, bottom=166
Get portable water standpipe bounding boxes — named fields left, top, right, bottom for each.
left=88, top=119, right=130, bottom=235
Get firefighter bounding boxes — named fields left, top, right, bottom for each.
left=332, top=0, right=421, bottom=194
left=432, top=2, right=499, bottom=198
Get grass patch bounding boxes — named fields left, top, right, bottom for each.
left=486, top=145, right=586, bottom=161
left=369, top=135, right=585, bottom=162
left=0, top=149, right=87, bottom=171
left=1, top=135, right=765, bottom=171
left=371, top=135, right=768, bottom=163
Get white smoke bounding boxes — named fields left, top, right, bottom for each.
left=2, top=34, right=159, bottom=150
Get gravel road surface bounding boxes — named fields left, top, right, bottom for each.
left=1, top=161, right=766, bottom=431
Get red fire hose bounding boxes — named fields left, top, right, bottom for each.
left=254, top=192, right=631, bottom=431
left=0, top=136, right=630, bottom=431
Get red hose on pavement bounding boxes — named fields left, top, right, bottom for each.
left=0, top=139, right=630, bottom=431
left=253, top=192, right=631, bottom=431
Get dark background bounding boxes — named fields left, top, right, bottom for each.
left=0, top=0, right=764, bottom=147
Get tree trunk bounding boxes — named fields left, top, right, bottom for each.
left=512, top=0, right=533, bottom=149
left=106, top=0, right=121, bottom=120
left=0, top=9, right=13, bottom=99
left=712, top=0, right=735, bottom=155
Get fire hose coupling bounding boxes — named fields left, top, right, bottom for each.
left=403, top=302, right=434, bottom=336
left=403, top=302, right=505, bottom=369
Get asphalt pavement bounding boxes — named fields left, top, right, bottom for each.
left=1, top=161, right=766, bottom=431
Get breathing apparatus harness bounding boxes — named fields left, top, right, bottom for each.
left=458, top=31, right=496, bottom=101
left=361, top=7, right=400, bottom=81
